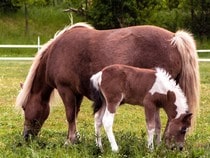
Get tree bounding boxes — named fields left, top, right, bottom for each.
left=12, top=0, right=46, bottom=35
left=88, top=0, right=160, bottom=29
left=0, top=0, right=20, bottom=13
left=187, top=0, right=210, bottom=40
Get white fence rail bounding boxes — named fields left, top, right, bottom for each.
left=0, top=41, right=210, bottom=61
left=0, top=36, right=41, bottom=51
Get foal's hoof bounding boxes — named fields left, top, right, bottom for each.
left=112, top=146, right=119, bottom=153
left=95, top=145, right=104, bottom=154
left=96, top=144, right=104, bottom=153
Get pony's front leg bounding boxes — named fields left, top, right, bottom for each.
left=103, top=107, right=118, bottom=152
left=94, top=104, right=106, bottom=151
left=143, top=100, right=157, bottom=150
left=57, top=86, right=79, bottom=144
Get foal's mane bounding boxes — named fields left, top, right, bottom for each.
left=155, top=68, right=189, bottom=117
left=16, top=23, right=94, bottom=108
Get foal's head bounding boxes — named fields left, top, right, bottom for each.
left=164, top=113, right=192, bottom=150
left=163, top=90, right=192, bottom=150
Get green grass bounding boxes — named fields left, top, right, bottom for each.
left=0, top=61, right=210, bottom=157
left=0, top=6, right=83, bottom=57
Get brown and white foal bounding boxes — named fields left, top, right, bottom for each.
left=90, top=64, right=192, bottom=152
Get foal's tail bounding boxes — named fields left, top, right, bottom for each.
left=90, top=71, right=104, bottom=114
left=171, top=31, right=200, bottom=130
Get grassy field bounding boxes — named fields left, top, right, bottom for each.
left=0, top=61, right=210, bottom=157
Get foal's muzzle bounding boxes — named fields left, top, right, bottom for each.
left=170, top=143, right=184, bottom=151
left=23, top=121, right=41, bottom=141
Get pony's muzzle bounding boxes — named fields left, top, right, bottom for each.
left=23, top=126, right=38, bottom=141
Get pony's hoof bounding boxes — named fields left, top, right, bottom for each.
left=64, top=140, right=71, bottom=146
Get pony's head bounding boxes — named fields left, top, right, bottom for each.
left=18, top=82, right=52, bottom=140
left=164, top=112, right=192, bottom=150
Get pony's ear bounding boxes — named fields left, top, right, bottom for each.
left=20, top=83, right=23, bottom=89
left=167, top=90, right=176, bottom=103
left=181, top=113, right=193, bottom=127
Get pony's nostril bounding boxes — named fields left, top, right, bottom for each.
left=23, top=130, right=29, bottom=141
left=179, top=146, right=183, bottom=151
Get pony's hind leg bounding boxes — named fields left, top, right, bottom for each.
left=94, top=103, right=106, bottom=151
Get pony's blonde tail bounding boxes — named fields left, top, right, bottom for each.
left=171, top=31, right=200, bottom=131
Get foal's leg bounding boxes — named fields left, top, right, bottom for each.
left=155, top=108, right=161, bottom=145
left=103, top=106, right=118, bottom=152
left=57, top=86, right=78, bottom=144
left=143, top=99, right=157, bottom=150
left=102, top=94, right=123, bottom=152
left=94, top=103, right=106, bottom=151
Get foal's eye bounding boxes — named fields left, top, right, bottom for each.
left=22, top=106, right=25, bottom=111
left=180, top=127, right=187, bottom=134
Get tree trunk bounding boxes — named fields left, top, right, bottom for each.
left=24, top=3, right=29, bottom=36
left=190, top=0, right=194, bottom=31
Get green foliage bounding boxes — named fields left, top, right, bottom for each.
left=1, top=0, right=210, bottom=38
left=88, top=0, right=160, bottom=29
left=0, top=0, right=20, bottom=13
left=183, top=0, right=210, bottom=38
left=12, top=0, right=47, bottom=6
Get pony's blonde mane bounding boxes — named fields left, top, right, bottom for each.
left=155, top=68, right=189, bottom=118
left=16, top=22, right=94, bottom=108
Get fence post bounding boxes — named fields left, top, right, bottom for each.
left=70, top=13, right=73, bottom=25
left=38, top=36, right=40, bottom=51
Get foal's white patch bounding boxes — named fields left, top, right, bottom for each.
left=149, top=68, right=188, bottom=118
left=90, top=71, right=102, bottom=90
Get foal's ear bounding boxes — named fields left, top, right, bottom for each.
left=167, top=90, right=176, bottom=103
left=181, top=113, right=193, bottom=127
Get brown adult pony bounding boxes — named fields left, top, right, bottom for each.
left=16, top=23, right=199, bottom=144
